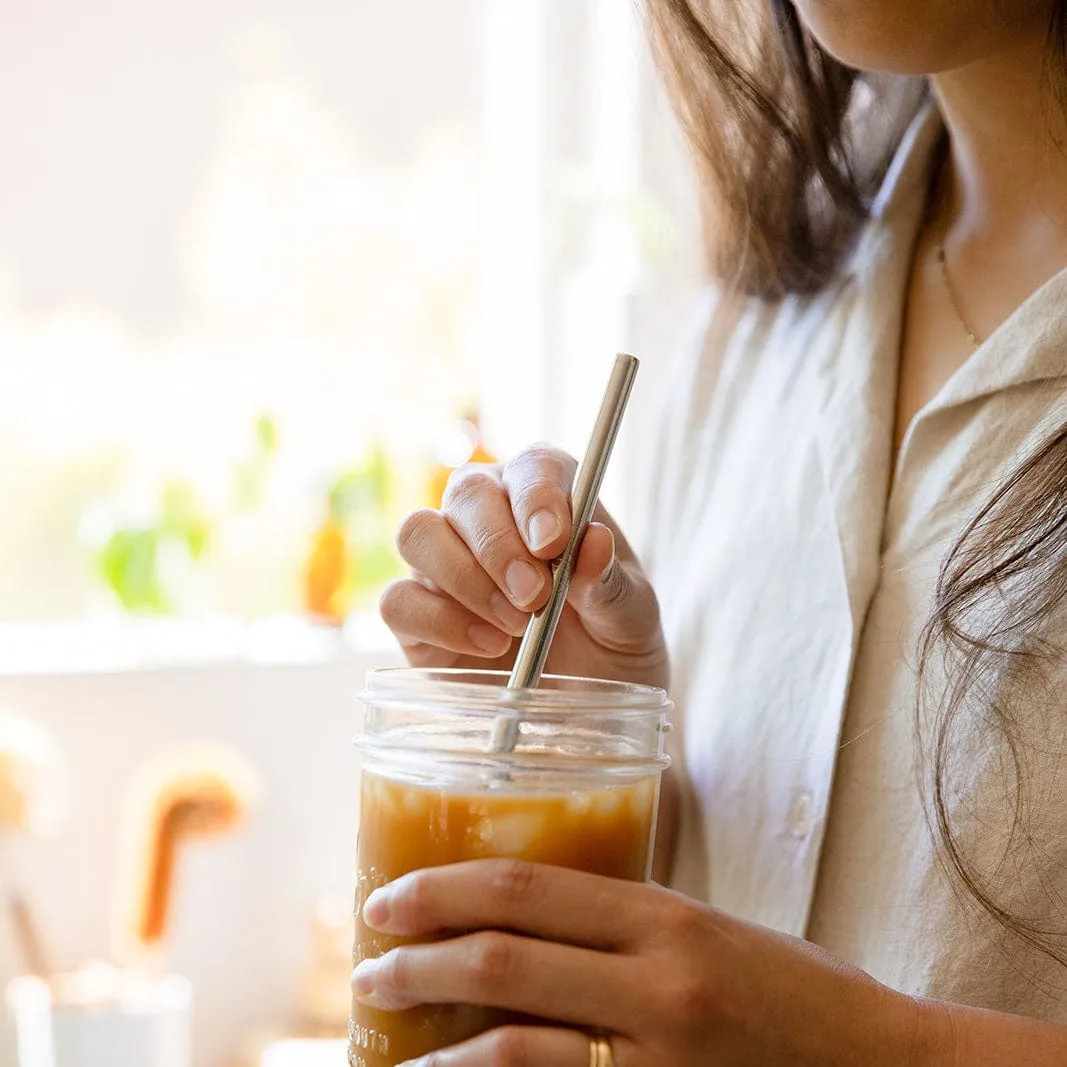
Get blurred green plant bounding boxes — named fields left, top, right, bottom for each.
left=95, top=479, right=212, bottom=612
left=332, top=445, right=403, bottom=598
left=232, top=413, right=279, bottom=511
left=90, top=416, right=278, bottom=613
left=88, top=415, right=405, bottom=618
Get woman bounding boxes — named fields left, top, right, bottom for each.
left=355, top=1, right=1067, bottom=1063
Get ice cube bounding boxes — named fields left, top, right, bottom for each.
left=485, top=810, right=546, bottom=857
left=590, top=788, right=624, bottom=817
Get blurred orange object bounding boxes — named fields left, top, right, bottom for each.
left=428, top=415, right=496, bottom=509
left=303, top=520, right=351, bottom=624
left=0, top=711, right=67, bottom=977
left=0, top=711, right=67, bottom=837
left=114, top=743, right=261, bottom=962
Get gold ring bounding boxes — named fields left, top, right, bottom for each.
left=588, top=1034, right=614, bottom=1067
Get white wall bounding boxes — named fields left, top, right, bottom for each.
left=0, top=0, right=478, bottom=332
left=0, top=647, right=400, bottom=1067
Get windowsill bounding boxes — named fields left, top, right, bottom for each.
left=0, top=612, right=397, bottom=677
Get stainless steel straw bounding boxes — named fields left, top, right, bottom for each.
left=489, top=353, right=639, bottom=754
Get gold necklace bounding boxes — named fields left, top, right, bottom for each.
left=935, top=245, right=981, bottom=351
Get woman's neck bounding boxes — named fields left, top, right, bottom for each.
left=932, top=27, right=1067, bottom=265
left=893, top=25, right=1067, bottom=458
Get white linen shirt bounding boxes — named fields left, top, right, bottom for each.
left=646, top=102, right=1067, bottom=1014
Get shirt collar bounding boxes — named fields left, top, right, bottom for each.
left=847, top=95, right=1067, bottom=414
left=845, top=98, right=944, bottom=286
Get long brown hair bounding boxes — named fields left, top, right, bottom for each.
left=646, top=0, right=1067, bottom=965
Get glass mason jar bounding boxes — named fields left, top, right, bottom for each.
left=348, top=667, right=672, bottom=1067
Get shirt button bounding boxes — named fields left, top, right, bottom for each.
left=787, top=791, right=814, bottom=839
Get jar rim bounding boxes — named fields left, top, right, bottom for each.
left=362, top=667, right=671, bottom=716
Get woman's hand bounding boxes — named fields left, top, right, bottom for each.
left=379, top=445, right=669, bottom=690
left=351, top=860, right=951, bottom=1067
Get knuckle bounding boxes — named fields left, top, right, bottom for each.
left=379, top=947, right=411, bottom=999
left=468, top=520, right=516, bottom=563
left=425, top=594, right=458, bottom=638
left=378, top=580, right=412, bottom=629
left=398, top=869, right=433, bottom=923
left=467, top=932, right=521, bottom=990
left=486, top=1027, right=533, bottom=1067
left=656, top=904, right=715, bottom=1026
left=664, top=898, right=705, bottom=943
left=526, top=441, right=574, bottom=467
left=443, top=465, right=499, bottom=510
left=521, top=441, right=566, bottom=465
left=503, top=442, right=574, bottom=486
left=489, top=859, right=538, bottom=908
left=596, top=566, right=631, bottom=611
left=661, top=963, right=715, bottom=1029
left=396, top=508, right=440, bottom=558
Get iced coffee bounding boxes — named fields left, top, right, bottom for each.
left=349, top=669, right=671, bottom=1067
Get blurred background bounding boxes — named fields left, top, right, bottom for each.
left=0, top=0, right=701, bottom=1063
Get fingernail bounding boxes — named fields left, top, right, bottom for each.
left=505, top=560, right=544, bottom=607
left=363, top=888, right=392, bottom=927
left=469, top=621, right=509, bottom=654
left=527, top=509, right=562, bottom=552
left=350, top=961, right=377, bottom=999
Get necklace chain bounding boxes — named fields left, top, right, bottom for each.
left=935, top=245, right=981, bottom=351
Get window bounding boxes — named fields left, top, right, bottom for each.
left=0, top=0, right=700, bottom=630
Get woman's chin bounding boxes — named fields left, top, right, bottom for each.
left=789, top=0, right=1035, bottom=77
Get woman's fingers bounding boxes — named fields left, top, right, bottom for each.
left=379, top=579, right=515, bottom=659
left=382, top=440, right=668, bottom=686
left=362, top=859, right=658, bottom=950
left=573, top=521, right=616, bottom=581
left=394, top=508, right=529, bottom=635
left=441, top=466, right=551, bottom=613
left=501, top=446, right=576, bottom=559
left=352, top=932, right=642, bottom=1033
left=566, top=523, right=667, bottom=659
left=392, top=1027, right=632, bottom=1067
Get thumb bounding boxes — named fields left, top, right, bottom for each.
left=567, top=523, right=662, bottom=653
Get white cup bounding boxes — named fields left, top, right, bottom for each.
left=6, top=965, right=192, bottom=1067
